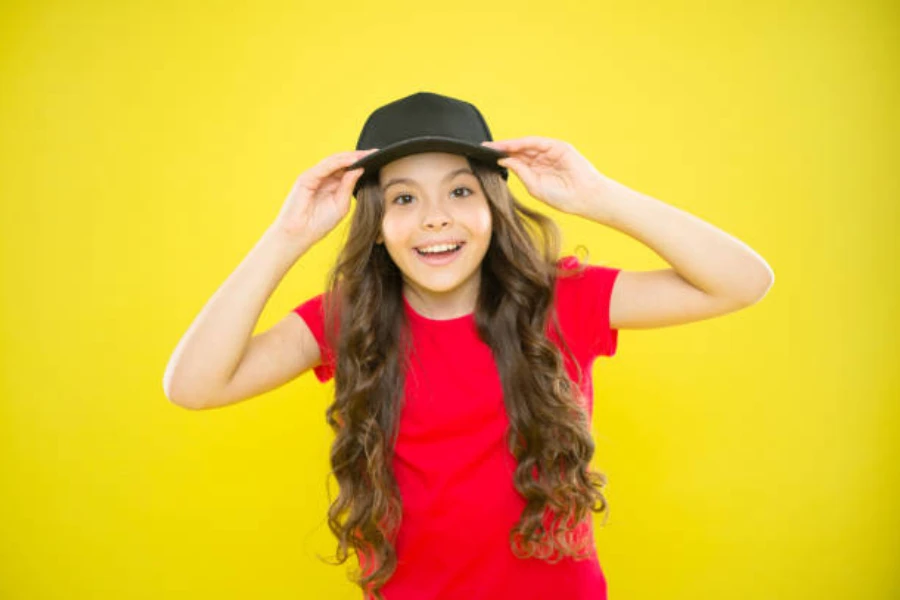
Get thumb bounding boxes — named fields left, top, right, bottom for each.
left=498, top=157, right=535, bottom=190
left=336, top=167, right=364, bottom=214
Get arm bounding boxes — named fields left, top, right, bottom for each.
left=162, top=226, right=317, bottom=409
left=580, top=178, right=775, bottom=329
left=162, top=148, right=376, bottom=409
left=483, top=136, right=774, bottom=330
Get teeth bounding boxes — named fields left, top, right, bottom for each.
left=417, top=243, right=461, bottom=254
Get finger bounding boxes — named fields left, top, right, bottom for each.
left=516, top=135, right=555, bottom=152
left=340, top=164, right=365, bottom=194
left=482, top=137, right=552, bottom=154
left=339, top=149, right=379, bottom=173
left=479, top=142, right=511, bottom=161
left=335, top=166, right=364, bottom=214
left=487, top=141, right=540, bottom=161
left=498, top=156, right=535, bottom=189
left=310, top=150, right=377, bottom=183
left=481, top=139, right=515, bottom=152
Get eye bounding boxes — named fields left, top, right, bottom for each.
left=391, top=187, right=472, bottom=206
left=392, top=193, right=413, bottom=206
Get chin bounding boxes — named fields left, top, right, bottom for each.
left=399, top=255, right=484, bottom=294
left=403, top=269, right=474, bottom=294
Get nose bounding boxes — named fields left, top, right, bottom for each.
left=421, top=200, right=452, bottom=230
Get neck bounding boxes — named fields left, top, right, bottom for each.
left=402, top=271, right=481, bottom=320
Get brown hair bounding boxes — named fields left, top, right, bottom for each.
left=317, top=158, right=609, bottom=599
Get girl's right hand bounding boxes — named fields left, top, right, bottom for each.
left=272, top=148, right=378, bottom=245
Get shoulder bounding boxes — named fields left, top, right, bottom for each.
left=293, top=293, right=326, bottom=332
left=554, top=255, right=622, bottom=294
left=552, top=254, right=622, bottom=358
left=292, top=292, right=339, bottom=383
left=293, top=291, right=342, bottom=329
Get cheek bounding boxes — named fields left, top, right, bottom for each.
left=380, top=213, right=409, bottom=249
left=470, top=206, right=493, bottom=240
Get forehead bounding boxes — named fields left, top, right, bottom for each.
left=378, top=152, right=471, bottom=185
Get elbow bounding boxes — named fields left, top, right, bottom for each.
left=167, top=395, right=207, bottom=411
left=739, top=263, right=775, bottom=306
left=162, top=374, right=207, bottom=411
left=165, top=393, right=208, bottom=411
left=752, top=266, right=775, bottom=303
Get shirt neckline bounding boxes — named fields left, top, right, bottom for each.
left=402, top=292, right=475, bottom=326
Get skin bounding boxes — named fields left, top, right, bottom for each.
left=376, top=152, right=492, bottom=320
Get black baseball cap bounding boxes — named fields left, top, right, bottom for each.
left=347, top=91, right=509, bottom=198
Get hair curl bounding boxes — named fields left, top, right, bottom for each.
left=316, top=157, right=610, bottom=599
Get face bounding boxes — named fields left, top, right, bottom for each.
left=377, top=152, right=492, bottom=299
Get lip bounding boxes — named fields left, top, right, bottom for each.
left=412, top=241, right=466, bottom=266
left=413, top=239, right=466, bottom=250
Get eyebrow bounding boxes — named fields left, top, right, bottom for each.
left=382, top=167, right=474, bottom=191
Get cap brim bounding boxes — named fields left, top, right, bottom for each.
left=347, top=136, right=508, bottom=196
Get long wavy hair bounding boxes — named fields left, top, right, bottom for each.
left=316, top=157, right=610, bottom=599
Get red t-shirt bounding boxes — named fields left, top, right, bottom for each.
left=293, top=256, right=621, bottom=600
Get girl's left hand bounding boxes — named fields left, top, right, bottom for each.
left=481, top=136, right=610, bottom=217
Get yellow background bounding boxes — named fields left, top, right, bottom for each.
left=2, top=0, right=897, bottom=598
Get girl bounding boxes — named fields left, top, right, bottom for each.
left=163, top=92, right=773, bottom=600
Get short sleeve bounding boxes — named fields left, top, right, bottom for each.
left=555, top=256, right=622, bottom=358
left=292, top=293, right=336, bottom=383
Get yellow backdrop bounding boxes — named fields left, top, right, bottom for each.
left=1, top=0, right=897, bottom=598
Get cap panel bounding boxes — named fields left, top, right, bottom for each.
left=348, top=91, right=509, bottom=198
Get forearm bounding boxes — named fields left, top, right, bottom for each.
left=162, top=225, right=315, bottom=407
left=581, top=178, right=774, bottom=303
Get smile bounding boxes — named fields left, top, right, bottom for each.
left=413, top=242, right=465, bottom=265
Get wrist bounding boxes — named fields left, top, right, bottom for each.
left=263, top=223, right=317, bottom=259
left=578, top=178, right=635, bottom=226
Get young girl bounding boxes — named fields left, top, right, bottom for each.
left=163, top=92, right=773, bottom=600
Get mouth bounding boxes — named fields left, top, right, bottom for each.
left=413, top=241, right=466, bottom=264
